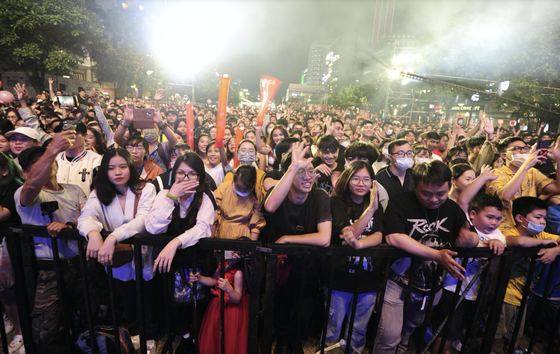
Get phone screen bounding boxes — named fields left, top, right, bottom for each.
left=57, top=95, right=77, bottom=110
left=537, top=140, right=550, bottom=163
left=457, top=118, right=464, bottom=125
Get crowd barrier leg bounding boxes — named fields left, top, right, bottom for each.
left=191, top=249, right=199, bottom=354
left=507, top=259, right=537, bottom=354
left=247, top=247, right=262, bottom=354
left=527, top=259, right=556, bottom=354
left=50, top=236, right=73, bottom=354
left=162, top=270, right=173, bottom=354
left=344, top=256, right=364, bottom=354
left=480, top=255, right=516, bottom=354
left=77, top=238, right=98, bottom=354
left=220, top=248, right=226, bottom=354
left=106, top=266, right=122, bottom=354
left=260, top=254, right=277, bottom=354
left=319, top=256, right=334, bottom=354
left=133, top=238, right=147, bottom=354
left=414, top=266, right=442, bottom=354
left=547, top=303, right=560, bottom=354
left=8, top=228, right=36, bottom=354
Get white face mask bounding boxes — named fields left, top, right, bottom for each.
left=393, top=157, right=413, bottom=170
left=382, top=148, right=389, bottom=157
left=233, top=185, right=252, bottom=198
left=509, top=153, right=528, bottom=167
left=416, top=157, right=430, bottom=164
left=340, top=141, right=350, bottom=148
left=386, top=129, right=393, bottom=136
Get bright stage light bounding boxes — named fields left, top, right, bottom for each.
left=145, top=3, right=244, bottom=78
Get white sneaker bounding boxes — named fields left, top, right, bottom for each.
left=146, top=339, right=156, bottom=354
left=3, top=316, right=14, bottom=336
left=8, top=335, right=23, bottom=354
left=131, top=335, right=140, bottom=351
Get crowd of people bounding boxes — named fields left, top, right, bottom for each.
left=0, top=82, right=558, bottom=354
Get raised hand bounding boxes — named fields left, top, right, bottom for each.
left=154, top=89, right=164, bottom=101
left=521, top=144, right=542, bottom=169
left=479, top=164, right=498, bottom=182
left=153, top=108, right=163, bottom=125
left=289, top=141, right=313, bottom=172
left=14, top=83, right=28, bottom=102
left=48, top=130, right=76, bottom=154
left=480, top=110, right=494, bottom=135
left=368, top=181, right=379, bottom=212
left=550, top=136, right=560, bottom=162
left=48, top=77, right=54, bottom=85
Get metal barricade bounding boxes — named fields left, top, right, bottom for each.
left=2, top=224, right=559, bottom=354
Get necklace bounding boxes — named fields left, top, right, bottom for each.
left=422, top=205, right=440, bottom=233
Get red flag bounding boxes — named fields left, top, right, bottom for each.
left=234, top=126, right=243, bottom=168
left=185, top=102, right=194, bottom=148
left=215, top=76, right=231, bottom=148
left=256, top=75, right=283, bottom=126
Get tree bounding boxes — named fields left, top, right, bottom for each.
left=0, top=0, right=105, bottom=93
left=328, top=85, right=377, bottom=109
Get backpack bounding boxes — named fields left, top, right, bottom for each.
left=75, top=325, right=134, bottom=354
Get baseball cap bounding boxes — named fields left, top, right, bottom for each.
left=5, top=127, right=41, bottom=141
left=18, top=146, right=46, bottom=171
left=53, top=120, right=87, bottom=135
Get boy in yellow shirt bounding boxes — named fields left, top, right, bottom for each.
left=495, top=197, right=560, bottom=353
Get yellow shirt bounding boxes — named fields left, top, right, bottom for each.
left=486, top=165, right=554, bottom=231
left=502, top=228, right=559, bottom=306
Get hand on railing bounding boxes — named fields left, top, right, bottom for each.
left=46, top=221, right=72, bottom=237
left=153, top=238, right=182, bottom=273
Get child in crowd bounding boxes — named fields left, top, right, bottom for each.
left=313, top=134, right=343, bottom=196
left=188, top=247, right=249, bottom=354
left=494, top=197, right=560, bottom=353
left=204, top=140, right=232, bottom=187
left=433, top=193, right=506, bottom=354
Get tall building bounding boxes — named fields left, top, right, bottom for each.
left=304, top=41, right=330, bottom=85
left=323, top=34, right=372, bottom=91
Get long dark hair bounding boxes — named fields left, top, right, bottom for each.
left=334, top=161, right=375, bottom=216
left=87, top=128, right=108, bottom=155
left=94, top=148, right=145, bottom=206
left=267, top=125, right=288, bottom=149
left=0, top=153, right=24, bottom=197
left=174, top=118, right=187, bottom=141
left=194, top=133, right=211, bottom=156
left=171, top=151, right=210, bottom=227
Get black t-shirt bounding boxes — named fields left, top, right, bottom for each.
left=323, top=196, right=384, bottom=293
left=0, top=183, right=22, bottom=224
left=375, top=166, right=414, bottom=199
left=383, top=191, right=468, bottom=292
left=312, top=158, right=344, bottom=196
left=263, top=187, right=332, bottom=271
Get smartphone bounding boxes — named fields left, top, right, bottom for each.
left=522, top=125, right=528, bottom=131
left=457, top=118, right=464, bottom=125
left=537, top=140, right=550, bottom=163
left=133, top=109, right=155, bottom=129
left=57, top=95, right=78, bottom=110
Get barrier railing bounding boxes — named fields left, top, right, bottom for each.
left=2, top=224, right=559, bottom=354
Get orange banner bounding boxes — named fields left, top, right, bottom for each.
left=185, top=102, right=194, bottom=149
left=215, top=75, right=231, bottom=148
left=256, top=75, right=283, bottom=126
left=234, top=126, right=243, bottom=168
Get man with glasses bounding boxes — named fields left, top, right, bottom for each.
left=487, top=136, right=560, bottom=231
left=124, top=136, right=162, bottom=183
left=376, top=139, right=415, bottom=199
left=263, top=142, right=332, bottom=354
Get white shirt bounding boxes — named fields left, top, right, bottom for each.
left=15, top=184, right=86, bottom=259
left=443, top=227, right=507, bottom=300
left=56, top=150, right=102, bottom=197
left=205, top=164, right=225, bottom=187
left=145, top=190, right=216, bottom=249
left=78, top=184, right=156, bottom=281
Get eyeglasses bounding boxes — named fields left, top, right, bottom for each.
left=350, top=176, right=372, bottom=185
left=176, top=171, right=200, bottom=181
left=125, top=144, right=144, bottom=152
left=507, top=146, right=530, bottom=153
left=297, top=168, right=316, bottom=178
left=391, top=151, right=415, bottom=158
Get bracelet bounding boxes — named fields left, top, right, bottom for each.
left=166, top=192, right=178, bottom=202
left=157, top=122, right=168, bottom=130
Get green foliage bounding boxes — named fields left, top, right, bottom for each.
left=328, top=85, right=377, bottom=109
left=0, top=0, right=105, bottom=92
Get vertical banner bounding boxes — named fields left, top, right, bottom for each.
left=185, top=102, right=194, bottom=148
left=215, top=75, right=231, bottom=148
left=256, top=75, right=283, bottom=126
left=234, top=126, right=243, bottom=168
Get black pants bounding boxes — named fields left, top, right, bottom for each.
left=115, top=278, right=158, bottom=340
left=274, top=262, right=319, bottom=347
